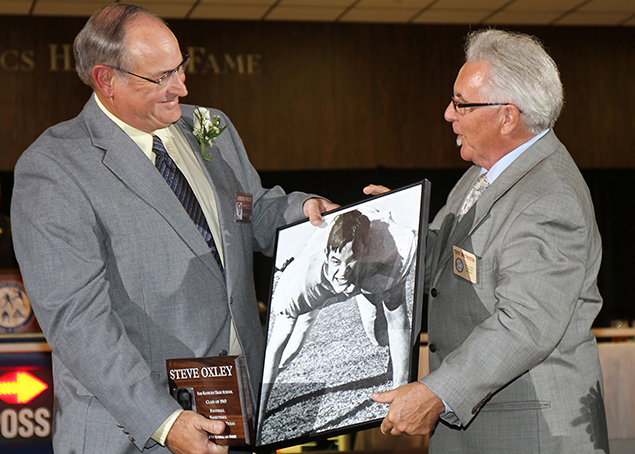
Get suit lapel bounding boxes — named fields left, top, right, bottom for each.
left=431, top=167, right=479, bottom=274
left=84, top=97, right=225, bottom=283
left=434, top=131, right=559, bottom=277
left=175, top=109, right=231, bottom=240
left=471, top=130, right=557, bottom=229
left=176, top=108, right=245, bottom=282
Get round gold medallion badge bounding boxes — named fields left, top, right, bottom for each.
left=0, top=279, right=34, bottom=334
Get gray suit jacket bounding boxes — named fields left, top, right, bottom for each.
left=420, top=131, right=609, bottom=453
left=11, top=96, right=311, bottom=453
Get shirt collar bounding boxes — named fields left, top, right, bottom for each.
left=94, top=94, right=172, bottom=160
left=483, top=129, right=550, bottom=182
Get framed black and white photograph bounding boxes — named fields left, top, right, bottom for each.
left=255, top=181, right=431, bottom=451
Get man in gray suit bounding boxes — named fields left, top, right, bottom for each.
left=10, top=4, right=335, bottom=454
left=369, top=29, right=609, bottom=453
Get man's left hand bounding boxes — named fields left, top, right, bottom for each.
left=371, top=382, right=445, bottom=436
left=303, top=198, right=339, bottom=226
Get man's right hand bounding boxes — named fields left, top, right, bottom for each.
left=371, top=382, right=445, bottom=436
left=165, top=411, right=229, bottom=454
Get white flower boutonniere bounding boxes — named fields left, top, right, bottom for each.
left=192, top=107, right=227, bottom=162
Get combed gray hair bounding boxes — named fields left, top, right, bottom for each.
left=74, top=3, right=164, bottom=88
left=465, top=29, right=564, bottom=134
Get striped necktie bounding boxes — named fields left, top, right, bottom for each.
left=152, top=135, right=224, bottom=275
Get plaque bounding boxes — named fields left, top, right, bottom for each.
left=166, top=355, right=254, bottom=446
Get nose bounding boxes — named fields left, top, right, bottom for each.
left=167, top=71, right=188, bottom=97
left=334, top=263, right=352, bottom=279
left=444, top=100, right=457, bottom=122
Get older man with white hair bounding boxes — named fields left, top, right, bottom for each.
left=370, top=29, right=609, bottom=454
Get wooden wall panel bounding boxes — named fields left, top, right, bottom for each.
left=0, top=17, right=93, bottom=172
left=1, top=17, right=634, bottom=172
left=530, top=26, right=635, bottom=168
left=169, top=21, right=468, bottom=171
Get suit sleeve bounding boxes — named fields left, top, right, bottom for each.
left=11, top=149, right=180, bottom=450
left=211, top=109, right=317, bottom=257
left=421, top=190, right=595, bottom=426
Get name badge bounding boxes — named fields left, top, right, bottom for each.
left=235, top=194, right=252, bottom=223
left=453, top=246, right=477, bottom=284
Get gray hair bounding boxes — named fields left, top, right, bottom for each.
left=465, top=29, right=564, bottom=134
left=74, top=3, right=164, bottom=87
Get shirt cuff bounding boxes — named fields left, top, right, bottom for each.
left=151, top=409, right=183, bottom=446
left=441, top=400, right=453, bottom=416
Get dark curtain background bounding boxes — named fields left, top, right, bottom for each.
left=2, top=169, right=632, bottom=328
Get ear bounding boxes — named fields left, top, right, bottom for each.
left=91, top=65, right=117, bottom=98
left=500, top=104, right=522, bottom=136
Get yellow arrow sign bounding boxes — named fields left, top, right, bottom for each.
left=0, top=371, right=49, bottom=404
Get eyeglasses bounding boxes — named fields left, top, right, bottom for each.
left=111, top=53, right=190, bottom=87
left=451, top=97, right=522, bottom=115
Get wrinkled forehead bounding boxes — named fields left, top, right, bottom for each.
left=124, top=15, right=181, bottom=67
left=454, top=61, right=490, bottom=100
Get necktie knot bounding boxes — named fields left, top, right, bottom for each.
left=152, top=135, right=175, bottom=171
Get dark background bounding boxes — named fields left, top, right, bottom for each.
left=1, top=16, right=633, bottom=327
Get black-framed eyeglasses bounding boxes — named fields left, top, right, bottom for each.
left=111, top=53, right=190, bottom=87
left=451, top=97, right=522, bottom=115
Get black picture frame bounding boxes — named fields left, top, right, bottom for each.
left=255, top=181, right=431, bottom=451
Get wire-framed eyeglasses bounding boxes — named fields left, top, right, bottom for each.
left=111, top=53, right=190, bottom=87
